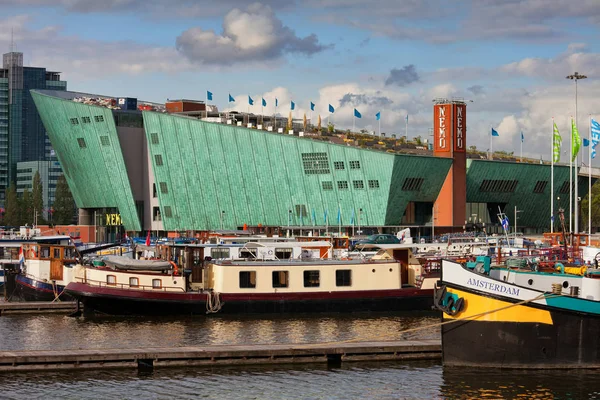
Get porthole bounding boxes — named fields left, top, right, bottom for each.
left=528, top=279, right=533, bottom=285
left=389, top=268, right=393, bottom=272
left=372, top=269, right=376, bottom=273
left=563, top=281, right=569, bottom=288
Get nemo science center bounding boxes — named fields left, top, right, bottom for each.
left=31, top=89, right=596, bottom=240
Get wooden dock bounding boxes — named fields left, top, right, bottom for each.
left=0, top=301, right=77, bottom=315
left=0, top=340, right=441, bottom=372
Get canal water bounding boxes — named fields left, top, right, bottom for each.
left=0, top=311, right=598, bottom=399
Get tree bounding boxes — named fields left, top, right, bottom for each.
left=4, top=183, right=19, bottom=227
left=32, top=171, right=46, bottom=224
left=53, top=174, right=76, bottom=225
left=21, top=189, right=33, bottom=226
left=327, top=122, right=334, bottom=133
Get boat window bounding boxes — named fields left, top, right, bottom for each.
left=275, top=248, right=293, bottom=259
left=239, top=271, right=256, bottom=288
left=107, top=275, right=116, bottom=286
left=272, top=271, right=289, bottom=288
left=304, top=270, right=320, bottom=287
left=40, top=246, right=50, bottom=259
left=129, top=277, right=139, bottom=288
left=239, top=250, right=254, bottom=259
left=336, top=270, right=352, bottom=287
left=64, top=247, right=76, bottom=259
left=53, top=248, right=61, bottom=259
left=211, top=248, right=230, bottom=259
left=152, top=279, right=162, bottom=289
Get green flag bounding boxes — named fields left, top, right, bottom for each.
left=553, top=122, right=562, bottom=163
left=571, top=118, right=581, bottom=162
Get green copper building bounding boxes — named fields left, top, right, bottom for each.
left=32, top=89, right=593, bottom=237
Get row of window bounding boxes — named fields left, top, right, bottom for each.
left=76, top=136, right=111, bottom=148
left=334, top=160, right=361, bottom=170
left=322, top=179, right=380, bottom=190
left=239, top=269, right=352, bottom=289
left=479, top=179, right=519, bottom=193
left=402, top=177, right=424, bottom=191
left=69, top=115, right=104, bottom=125
left=107, top=275, right=163, bottom=289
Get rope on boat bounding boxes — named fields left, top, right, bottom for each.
left=206, top=291, right=222, bottom=314
left=335, top=292, right=561, bottom=345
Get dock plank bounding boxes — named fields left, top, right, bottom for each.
left=0, top=301, right=77, bottom=315
left=0, top=340, right=441, bottom=372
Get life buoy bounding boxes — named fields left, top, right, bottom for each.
left=268, top=250, right=274, bottom=255
left=169, top=261, right=179, bottom=276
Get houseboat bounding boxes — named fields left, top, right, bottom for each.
left=65, top=244, right=438, bottom=315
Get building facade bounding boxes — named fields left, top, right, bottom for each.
left=15, top=160, right=63, bottom=219
left=32, top=89, right=595, bottom=237
left=1, top=51, right=66, bottom=206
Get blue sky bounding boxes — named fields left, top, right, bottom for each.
left=2, top=0, right=600, bottom=162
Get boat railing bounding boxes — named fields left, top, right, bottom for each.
left=74, top=276, right=186, bottom=293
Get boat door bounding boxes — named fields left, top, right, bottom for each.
left=393, top=249, right=409, bottom=285
left=50, top=247, right=63, bottom=281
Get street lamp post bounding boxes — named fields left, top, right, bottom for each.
left=566, top=72, right=587, bottom=234
left=358, top=208, right=362, bottom=236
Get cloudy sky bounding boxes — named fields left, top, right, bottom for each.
left=2, top=0, right=600, bottom=162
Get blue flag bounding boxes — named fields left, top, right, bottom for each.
left=262, top=98, right=266, bottom=107
left=248, top=96, right=254, bottom=106
left=376, top=111, right=381, bottom=121
left=228, top=94, right=235, bottom=102
left=310, top=102, right=315, bottom=111
left=521, top=131, right=524, bottom=142
left=583, top=138, right=590, bottom=147
left=207, top=91, right=213, bottom=101
left=324, top=209, right=328, bottom=224
left=350, top=209, right=355, bottom=225
left=337, top=207, right=341, bottom=223
left=329, top=104, right=335, bottom=113
left=502, top=217, right=509, bottom=231
left=592, top=118, right=600, bottom=159
left=291, top=101, right=295, bottom=110
left=354, top=108, right=362, bottom=118
left=405, top=114, right=408, bottom=123
left=491, top=128, right=499, bottom=137
left=312, top=208, right=316, bottom=226
left=275, top=98, right=278, bottom=107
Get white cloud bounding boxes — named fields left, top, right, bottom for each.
left=176, top=3, right=328, bottom=65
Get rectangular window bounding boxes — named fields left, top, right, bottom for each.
left=239, top=271, right=257, bottom=288
left=81, top=116, right=91, bottom=124
left=353, top=180, right=364, bottom=189
left=152, top=279, right=162, bottom=289
left=164, top=206, right=172, bottom=218
left=304, top=270, right=320, bottom=287
left=337, top=180, right=349, bottom=190
left=77, top=138, right=86, bottom=148
left=272, top=271, right=289, bottom=288
left=349, top=160, right=361, bottom=169
left=153, top=183, right=157, bottom=198
left=559, top=181, right=570, bottom=194
left=159, top=182, right=168, bottom=194
left=533, top=180, right=548, bottom=193
left=239, top=249, right=254, bottom=259
left=368, top=180, right=380, bottom=189
left=211, top=248, right=230, bottom=259
left=402, top=178, right=425, bottom=191
left=100, top=135, right=110, bottom=146
left=155, top=154, right=164, bottom=166
left=129, top=277, right=139, bottom=288
left=479, top=179, right=518, bottom=193
left=322, top=181, right=333, bottom=191
left=107, top=275, right=116, bottom=286
left=336, top=270, right=352, bottom=287
left=150, top=132, right=159, bottom=145
left=70, top=118, right=79, bottom=125
left=94, top=115, right=104, bottom=123
left=275, top=248, right=293, bottom=259
left=301, top=152, right=330, bottom=175
left=334, top=161, right=345, bottom=170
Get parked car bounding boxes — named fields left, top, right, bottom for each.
left=350, top=234, right=401, bottom=250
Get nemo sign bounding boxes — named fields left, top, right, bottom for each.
left=105, top=213, right=122, bottom=226
left=434, top=103, right=466, bottom=154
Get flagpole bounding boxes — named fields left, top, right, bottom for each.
left=570, top=117, right=573, bottom=234
left=405, top=116, right=408, bottom=140
left=520, top=132, right=523, bottom=162
left=353, top=114, right=355, bottom=133
left=551, top=118, right=555, bottom=233
left=589, top=114, right=592, bottom=237
left=490, top=126, right=493, bottom=159
left=378, top=117, right=381, bottom=137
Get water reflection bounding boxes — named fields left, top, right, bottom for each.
left=441, top=367, right=600, bottom=399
